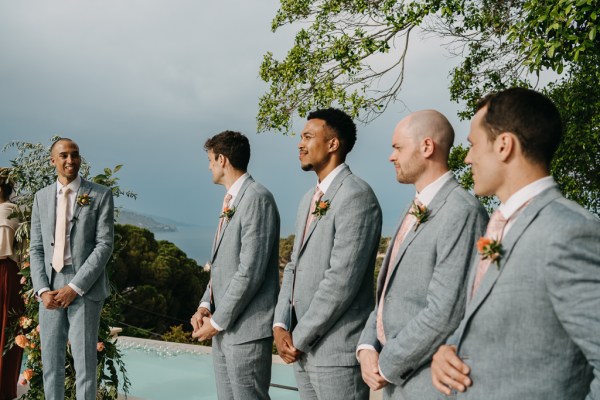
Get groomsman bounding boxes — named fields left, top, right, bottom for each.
left=357, top=110, right=487, bottom=399
left=273, top=108, right=382, bottom=400
left=431, top=88, right=600, bottom=399
left=191, top=131, right=280, bottom=400
left=30, top=138, right=114, bottom=400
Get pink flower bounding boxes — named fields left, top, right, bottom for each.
left=97, top=342, right=105, bottom=352
left=20, top=276, right=27, bottom=285
left=15, top=335, right=29, bottom=348
left=23, top=369, right=34, bottom=381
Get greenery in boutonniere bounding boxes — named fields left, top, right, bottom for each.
left=409, top=201, right=429, bottom=231
left=77, top=193, right=92, bottom=206
left=312, top=199, right=330, bottom=219
left=220, top=206, right=236, bottom=222
left=477, top=237, right=504, bottom=268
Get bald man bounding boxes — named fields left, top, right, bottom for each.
left=357, top=110, right=487, bottom=399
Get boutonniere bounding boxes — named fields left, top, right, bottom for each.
left=77, top=193, right=92, bottom=206
left=219, top=206, right=236, bottom=222
left=477, top=237, right=504, bottom=268
left=409, top=201, right=429, bottom=231
left=312, top=199, right=331, bottom=219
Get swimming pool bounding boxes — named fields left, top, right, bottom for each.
left=117, top=337, right=300, bottom=400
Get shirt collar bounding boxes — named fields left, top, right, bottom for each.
left=317, top=163, right=347, bottom=194
left=227, top=172, right=250, bottom=199
left=415, top=171, right=453, bottom=207
left=56, top=175, right=82, bottom=195
left=499, top=176, right=556, bottom=219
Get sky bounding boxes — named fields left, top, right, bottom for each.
left=0, top=1, right=472, bottom=237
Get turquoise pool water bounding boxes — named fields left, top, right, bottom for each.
left=119, top=343, right=299, bottom=400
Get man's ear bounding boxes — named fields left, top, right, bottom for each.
left=495, top=132, right=516, bottom=161
left=328, top=137, right=340, bottom=153
left=422, top=137, right=435, bottom=158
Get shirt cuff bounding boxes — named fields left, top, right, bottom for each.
left=38, top=287, right=50, bottom=297
left=199, top=302, right=211, bottom=311
left=210, top=318, right=224, bottom=332
left=273, top=322, right=288, bottom=331
left=356, top=344, right=377, bottom=362
left=68, top=283, right=84, bottom=296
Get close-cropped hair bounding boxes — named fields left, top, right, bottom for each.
left=476, top=87, right=562, bottom=167
left=49, top=137, right=76, bottom=154
left=307, top=108, right=357, bottom=157
left=204, top=130, right=251, bottom=171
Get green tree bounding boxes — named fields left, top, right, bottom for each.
left=261, top=0, right=600, bottom=215
left=3, top=137, right=134, bottom=399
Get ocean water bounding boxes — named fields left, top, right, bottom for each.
left=154, top=225, right=215, bottom=265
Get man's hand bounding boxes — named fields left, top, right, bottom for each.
left=358, top=349, right=388, bottom=391
left=190, top=307, right=211, bottom=332
left=431, top=345, right=472, bottom=395
left=53, top=285, right=78, bottom=308
left=273, top=326, right=301, bottom=364
left=41, top=290, right=61, bottom=310
left=192, top=316, right=219, bottom=341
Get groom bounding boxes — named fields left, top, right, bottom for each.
left=191, top=130, right=280, bottom=400
left=30, top=138, right=114, bottom=400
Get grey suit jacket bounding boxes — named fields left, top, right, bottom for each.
left=274, top=165, right=382, bottom=367
left=448, top=186, right=600, bottom=399
left=30, top=178, right=114, bottom=302
left=200, top=176, right=280, bottom=345
left=358, top=178, right=487, bottom=395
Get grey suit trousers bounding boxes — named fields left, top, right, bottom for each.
left=38, top=265, right=103, bottom=400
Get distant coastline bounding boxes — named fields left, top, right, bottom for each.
left=116, top=209, right=177, bottom=232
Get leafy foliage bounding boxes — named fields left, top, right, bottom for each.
left=3, top=137, right=134, bottom=399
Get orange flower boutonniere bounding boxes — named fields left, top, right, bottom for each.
left=312, top=199, right=331, bottom=219
left=219, top=206, right=236, bottom=222
left=409, top=201, right=429, bottom=231
left=477, top=237, right=504, bottom=268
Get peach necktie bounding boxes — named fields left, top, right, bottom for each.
left=52, top=187, right=71, bottom=272
left=376, top=198, right=420, bottom=345
left=302, top=187, right=323, bottom=243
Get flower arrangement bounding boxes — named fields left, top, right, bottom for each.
left=77, top=193, right=92, bottom=206
left=219, top=206, right=236, bottom=222
left=477, top=237, right=504, bottom=267
left=409, top=201, right=429, bottom=231
left=311, top=199, right=331, bottom=219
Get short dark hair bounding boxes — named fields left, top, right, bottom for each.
left=50, top=137, right=77, bottom=154
left=307, top=108, right=357, bottom=157
left=476, top=88, right=562, bottom=167
left=0, top=167, right=14, bottom=201
left=204, top=131, right=251, bottom=171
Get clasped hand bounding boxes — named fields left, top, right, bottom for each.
left=41, top=285, right=78, bottom=309
left=273, top=326, right=301, bottom=364
left=190, top=307, right=218, bottom=341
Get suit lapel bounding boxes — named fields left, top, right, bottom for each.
left=48, top=185, right=58, bottom=243
left=299, top=166, right=351, bottom=254
left=71, top=179, right=92, bottom=231
left=382, top=179, right=459, bottom=292
left=211, top=176, right=254, bottom=261
left=464, top=187, right=563, bottom=318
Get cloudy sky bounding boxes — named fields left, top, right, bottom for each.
left=0, top=1, right=471, bottom=237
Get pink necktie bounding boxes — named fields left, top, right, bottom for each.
left=302, top=187, right=323, bottom=243
left=376, top=199, right=420, bottom=345
left=52, top=187, right=71, bottom=272
left=470, top=209, right=508, bottom=298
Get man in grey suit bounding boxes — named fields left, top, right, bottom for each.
left=30, top=138, right=114, bottom=400
left=273, top=108, right=382, bottom=400
left=357, top=110, right=487, bottom=399
left=190, top=130, right=280, bottom=400
left=431, top=88, right=600, bottom=399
